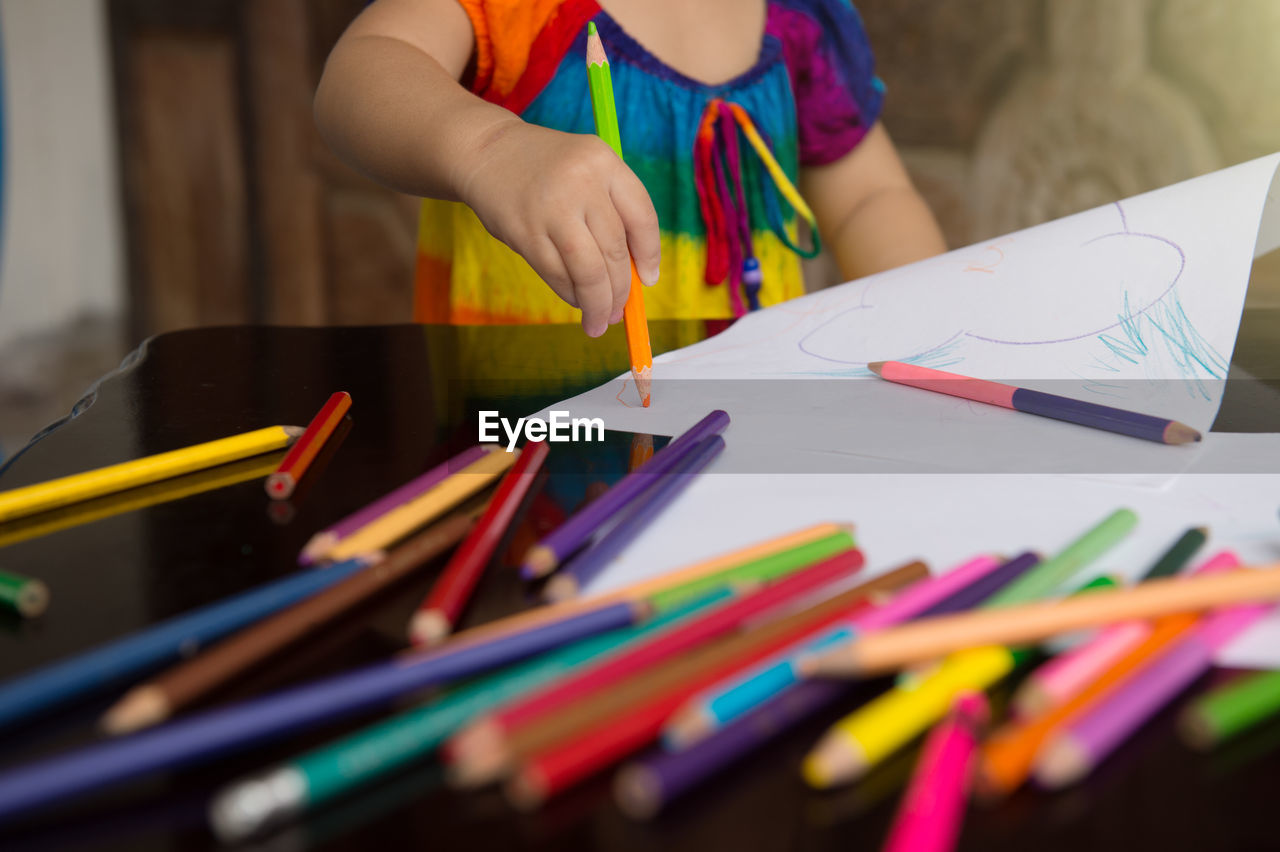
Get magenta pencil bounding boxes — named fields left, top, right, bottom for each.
left=298, top=445, right=492, bottom=565
left=856, top=555, right=1001, bottom=631
left=882, top=692, right=987, bottom=852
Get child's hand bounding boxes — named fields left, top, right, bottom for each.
left=455, top=119, right=661, bottom=337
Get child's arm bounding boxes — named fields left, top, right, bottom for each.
left=800, top=123, right=947, bottom=282
left=314, top=0, right=660, bottom=337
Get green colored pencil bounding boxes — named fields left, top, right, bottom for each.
left=586, top=21, right=622, bottom=158
left=1144, top=526, right=1209, bottom=580
left=649, top=529, right=855, bottom=611
left=207, top=587, right=734, bottom=841
left=1181, top=669, right=1280, bottom=750
left=585, top=19, right=653, bottom=404
left=0, top=569, right=49, bottom=618
left=985, top=508, right=1137, bottom=607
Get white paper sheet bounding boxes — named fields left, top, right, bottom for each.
left=578, top=433, right=1280, bottom=668
left=545, top=154, right=1280, bottom=475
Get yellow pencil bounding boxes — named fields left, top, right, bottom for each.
left=804, top=646, right=1013, bottom=788
left=324, top=448, right=519, bottom=562
left=0, top=454, right=282, bottom=550
left=0, top=426, right=302, bottom=524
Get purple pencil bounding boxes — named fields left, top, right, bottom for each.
left=1035, top=596, right=1274, bottom=788
left=915, top=551, right=1041, bottom=617
left=520, top=410, right=730, bottom=579
left=617, top=555, right=1025, bottom=816
left=298, top=445, right=491, bottom=565
left=0, top=599, right=646, bottom=823
left=617, top=679, right=847, bottom=819
left=543, top=436, right=726, bottom=601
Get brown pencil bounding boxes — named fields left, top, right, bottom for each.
left=100, top=506, right=483, bottom=735
left=447, top=561, right=928, bottom=787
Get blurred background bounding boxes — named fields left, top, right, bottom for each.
left=1, top=0, right=1279, bottom=454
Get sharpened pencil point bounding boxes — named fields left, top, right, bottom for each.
left=1033, top=735, right=1090, bottom=788
left=521, top=546, right=558, bottom=580
left=102, top=685, right=169, bottom=735
left=409, top=609, right=451, bottom=647
left=865, top=361, right=886, bottom=376
left=543, top=574, right=580, bottom=603
left=1164, top=421, right=1203, bottom=445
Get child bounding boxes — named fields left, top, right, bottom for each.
left=315, top=0, right=946, bottom=338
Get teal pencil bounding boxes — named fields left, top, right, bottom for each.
left=207, top=587, right=735, bottom=841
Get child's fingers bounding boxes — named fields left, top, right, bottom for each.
left=610, top=176, right=661, bottom=286
left=550, top=222, right=613, bottom=338
left=585, top=206, right=633, bottom=325
left=527, top=236, right=578, bottom=308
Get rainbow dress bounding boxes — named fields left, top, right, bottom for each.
left=414, top=0, right=885, bottom=325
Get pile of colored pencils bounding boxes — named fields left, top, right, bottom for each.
left=3, top=404, right=1280, bottom=852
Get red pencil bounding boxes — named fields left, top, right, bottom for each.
left=500, top=562, right=928, bottom=808
left=446, top=549, right=866, bottom=769
left=409, top=441, right=551, bottom=646
left=265, top=392, right=352, bottom=500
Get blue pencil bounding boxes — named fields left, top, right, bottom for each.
left=661, top=553, right=1041, bottom=750
left=0, top=559, right=369, bottom=732
left=544, top=435, right=726, bottom=601
left=0, top=599, right=645, bottom=822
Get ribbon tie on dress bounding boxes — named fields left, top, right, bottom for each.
left=694, top=98, right=821, bottom=316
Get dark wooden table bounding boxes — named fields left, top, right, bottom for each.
left=0, top=315, right=1278, bottom=851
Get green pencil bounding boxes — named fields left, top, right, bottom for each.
left=585, top=19, right=653, bottom=405
left=649, top=528, right=855, bottom=611
left=207, top=587, right=734, bottom=841
left=985, top=508, right=1137, bottom=607
left=1181, top=669, right=1280, bottom=750
left=1143, top=526, right=1209, bottom=580
left=0, top=569, right=49, bottom=618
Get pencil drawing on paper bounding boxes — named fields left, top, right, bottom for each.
left=771, top=201, right=1223, bottom=394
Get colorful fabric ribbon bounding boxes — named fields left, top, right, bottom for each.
left=694, top=98, right=821, bottom=316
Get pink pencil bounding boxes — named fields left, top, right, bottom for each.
left=1036, top=552, right=1273, bottom=788
left=882, top=691, right=987, bottom=852
left=1014, top=548, right=1233, bottom=718
left=856, top=555, right=1002, bottom=631
left=297, top=445, right=493, bottom=565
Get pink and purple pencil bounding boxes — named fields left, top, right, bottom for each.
left=297, top=444, right=491, bottom=565
left=868, top=361, right=1201, bottom=445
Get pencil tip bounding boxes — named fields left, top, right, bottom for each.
left=409, top=610, right=451, bottom=647
left=1165, top=422, right=1203, bottom=445
left=543, top=574, right=580, bottom=603
left=587, top=20, right=597, bottom=36
left=865, top=361, right=886, bottom=376
left=102, top=686, right=168, bottom=736
left=520, top=546, right=558, bottom=580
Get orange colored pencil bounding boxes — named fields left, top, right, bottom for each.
left=975, top=613, right=1198, bottom=797
left=410, top=441, right=551, bottom=646
left=623, top=266, right=653, bottom=407
left=265, top=392, right=351, bottom=499
left=586, top=21, right=652, bottom=407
